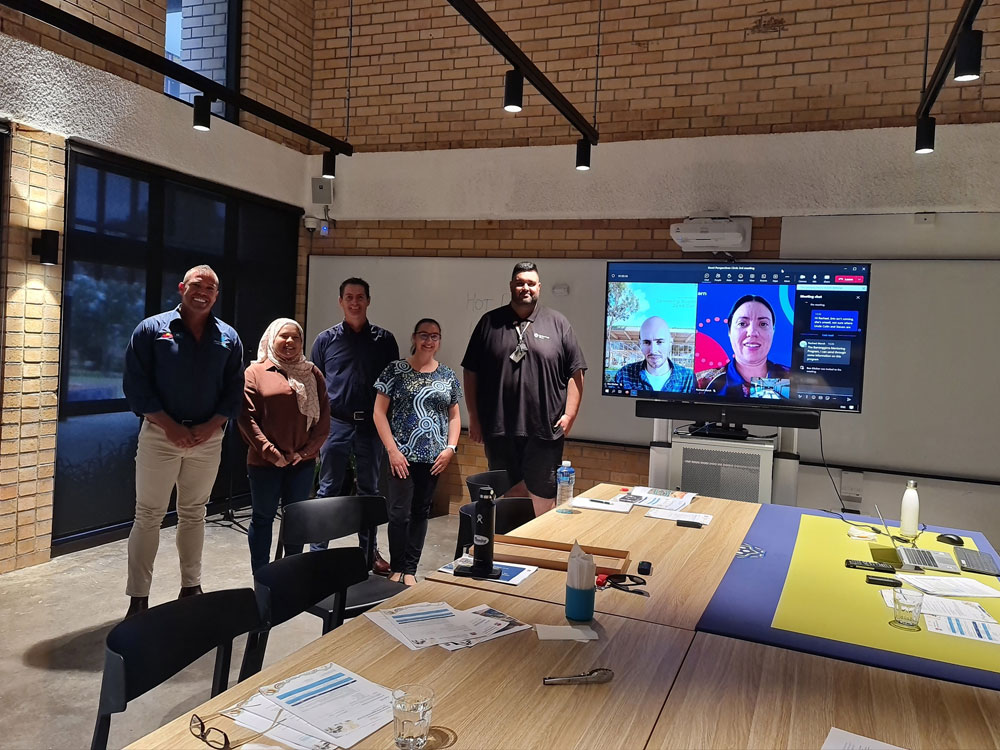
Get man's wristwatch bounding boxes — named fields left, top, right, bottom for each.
left=446, top=444, right=458, bottom=454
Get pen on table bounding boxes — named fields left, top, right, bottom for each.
left=589, top=498, right=612, bottom=505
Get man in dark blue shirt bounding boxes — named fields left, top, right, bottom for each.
left=311, top=277, right=398, bottom=571
left=122, top=265, right=244, bottom=618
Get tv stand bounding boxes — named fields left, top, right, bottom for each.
left=689, top=421, right=749, bottom=440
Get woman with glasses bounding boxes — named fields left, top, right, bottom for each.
left=238, top=318, right=330, bottom=573
left=373, top=318, right=461, bottom=585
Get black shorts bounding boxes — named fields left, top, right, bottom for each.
left=483, top=436, right=565, bottom=500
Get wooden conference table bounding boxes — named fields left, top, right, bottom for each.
left=428, top=483, right=760, bottom=630
left=130, top=484, right=1000, bottom=749
left=128, top=580, right=695, bottom=749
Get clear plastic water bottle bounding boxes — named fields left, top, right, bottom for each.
left=556, top=460, right=576, bottom=505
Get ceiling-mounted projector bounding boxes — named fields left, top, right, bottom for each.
left=670, top=213, right=752, bottom=253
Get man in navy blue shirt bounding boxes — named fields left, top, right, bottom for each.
left=311, top=278, right=398, bottom=572
left=122, top=265, right=244, bottom=618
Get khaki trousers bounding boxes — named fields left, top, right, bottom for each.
left=126, top=420, right=225, bottom=597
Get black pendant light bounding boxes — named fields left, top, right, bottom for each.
left=503, top=69, right=523, bottom=112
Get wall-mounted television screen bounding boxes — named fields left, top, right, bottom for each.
left=603, top=261, right=871, bottom=413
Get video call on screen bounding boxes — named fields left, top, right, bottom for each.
left=603, top=261, right=871, bottom=413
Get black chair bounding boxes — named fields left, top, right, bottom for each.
left=466, top=469, right=512, bottom=503
left=453, top=496, right=536, bottom=560
left=277, top=495, right=408, bottom=625
left=91, top=588, right=260, bottom=750
left=238, top=547, right=368, bottom=681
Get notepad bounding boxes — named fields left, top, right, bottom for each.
left=535, top=624, right=599, bottom=641
left=571, top=496, right=632, bottom=513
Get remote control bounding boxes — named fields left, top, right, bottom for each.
left=845, top=559, right=895, bottom=573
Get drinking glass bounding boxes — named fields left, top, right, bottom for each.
left=892, top=588, right=924, bottom=629
left=392, top=684, right=434, bottom=750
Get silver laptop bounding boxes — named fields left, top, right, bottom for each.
left=873, top=505, right=961, bottom=573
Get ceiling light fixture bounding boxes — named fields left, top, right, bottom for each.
left=503, top=69, right=523, bottom=113
left=954, top=28, right=983, bottom=81
left=575, top=138, right=591, bottom=170
left=322, top=151, right=336, bottom=179
left=915, top=115, right=936, bottom=154
left=192, top=94, right=212, bottom=131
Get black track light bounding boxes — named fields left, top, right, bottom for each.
left=322, top=151, right=336, bottom=179
left=193, top=94, right=212, bottom=131
left=575, top=138, right=591, bottom=170
left=503, top=69, right=523, bottom=113
left=915, top=115, right=935, bottom=154
left=954, top=28, right=983, bottom=82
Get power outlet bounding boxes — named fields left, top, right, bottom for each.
left=841, top=470, right=864, bottom=498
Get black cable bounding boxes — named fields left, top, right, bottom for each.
left=817, top=415, right=846, bottom=509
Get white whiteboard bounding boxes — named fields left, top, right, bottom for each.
left=306, top=256, right=1000, bottom=481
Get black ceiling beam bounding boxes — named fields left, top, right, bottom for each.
left=916, top=0, right=985, bottom=120
left=1, top=0, right=353, bottom=155
left=445, top=0, right=600, bottom=145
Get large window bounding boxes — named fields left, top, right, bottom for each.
left=54, top=145, right=300, bottom=545
left=164, top=0, right=240, bottom=119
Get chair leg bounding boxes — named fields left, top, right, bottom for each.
left=322, top=592, right=348, bottom=634
left=212, top=642, right=233, bottom=697
left=238, top=630, right=270, bottom=682
left=90, top=714, right=111, bottom=750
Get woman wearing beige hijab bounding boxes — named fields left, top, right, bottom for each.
left=238, top=318, right=330, bottom=572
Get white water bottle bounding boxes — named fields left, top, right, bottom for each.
left=899, top=479, right=919, bottom=539
left=556, top=460, right=576, bottom=505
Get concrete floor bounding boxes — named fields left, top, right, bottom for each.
left=0, top=512, right=460, bottom=750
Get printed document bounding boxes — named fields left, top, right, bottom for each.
left=645, top=508, right=713, bottom=525
left=878, top=590, right=996, bottom=622
left=365, top=601, right=508, bottom=649
left=438, top=556, right=536, bottom=585
left=821, top=727, right=905, bottom=750
left=258, top=662, right=392, bottom=749
left=223, top=694, right=337, bottom=750
left=924, top=615, right=1000, bottom=644
left=438, top=605, right=532, bottom=650
left=897, top=575, right=1000, bottom=598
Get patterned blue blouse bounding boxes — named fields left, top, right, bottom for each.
left=374, top=360, right=462, bottom=463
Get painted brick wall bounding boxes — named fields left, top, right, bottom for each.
left=296, top=216, right=781, bottom=512
left=241, top=0, right=315, bottom=151
left=0, top=126, right=64, bottom=574
left=0, top=0, right=166, bottom=91
left=311, top=0, right=1000, bottom=151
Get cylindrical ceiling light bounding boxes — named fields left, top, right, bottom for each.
left=503, top=69, right=523, bottom=113
left=914, top=115, right=935, bottom=154
left=192, top=94, right=212, bottom=131
left=575, top=138, right=591, bottom=170
left=954, top=28, right=983, bottom=82
left=322, top=150, right=336, bottom=179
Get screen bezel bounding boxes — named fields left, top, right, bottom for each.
left=602, top=260, right=871, bottom=414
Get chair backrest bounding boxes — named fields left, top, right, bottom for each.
left=454, top=497, right=535, bottom=559
left=99, top=588, right=259, bottom=713
left=280, top=495, right=389, bottom=547
left=466, top=469, right=512, bottom=502
left=253, top=547, right=368, bottom=629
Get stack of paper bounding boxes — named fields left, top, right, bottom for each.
left=223, top=662, right=393, bottom=749
left=438, top=556, right=537, bottom=585
left=645, top=508, right=713, bottom=525
left=614, top=487, right=697, bottom=509
left=897, top=575, right=1000, bottom=598
left=570, top=496, right=632, bottom=513
left=438, top=605, right=532, bottom=650
left=365, top=601, right=509, bottom=650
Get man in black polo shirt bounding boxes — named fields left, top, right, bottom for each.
left=462, top=262, right=587, bottom=516
left=311, top=277, right=398, bottom=571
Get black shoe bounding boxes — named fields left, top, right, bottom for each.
left=124, top=596, right=148, bottom=620
left=178, top=585, right=203, bottom=598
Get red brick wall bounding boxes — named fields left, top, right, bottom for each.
left=0, top=0, right=166, bottom=90
left=241, top=0, right=316, bottom=151
left=311, top=0, right=1000, bottom=152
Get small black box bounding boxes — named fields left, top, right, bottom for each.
left=637, top=561, right=652, bottom=576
